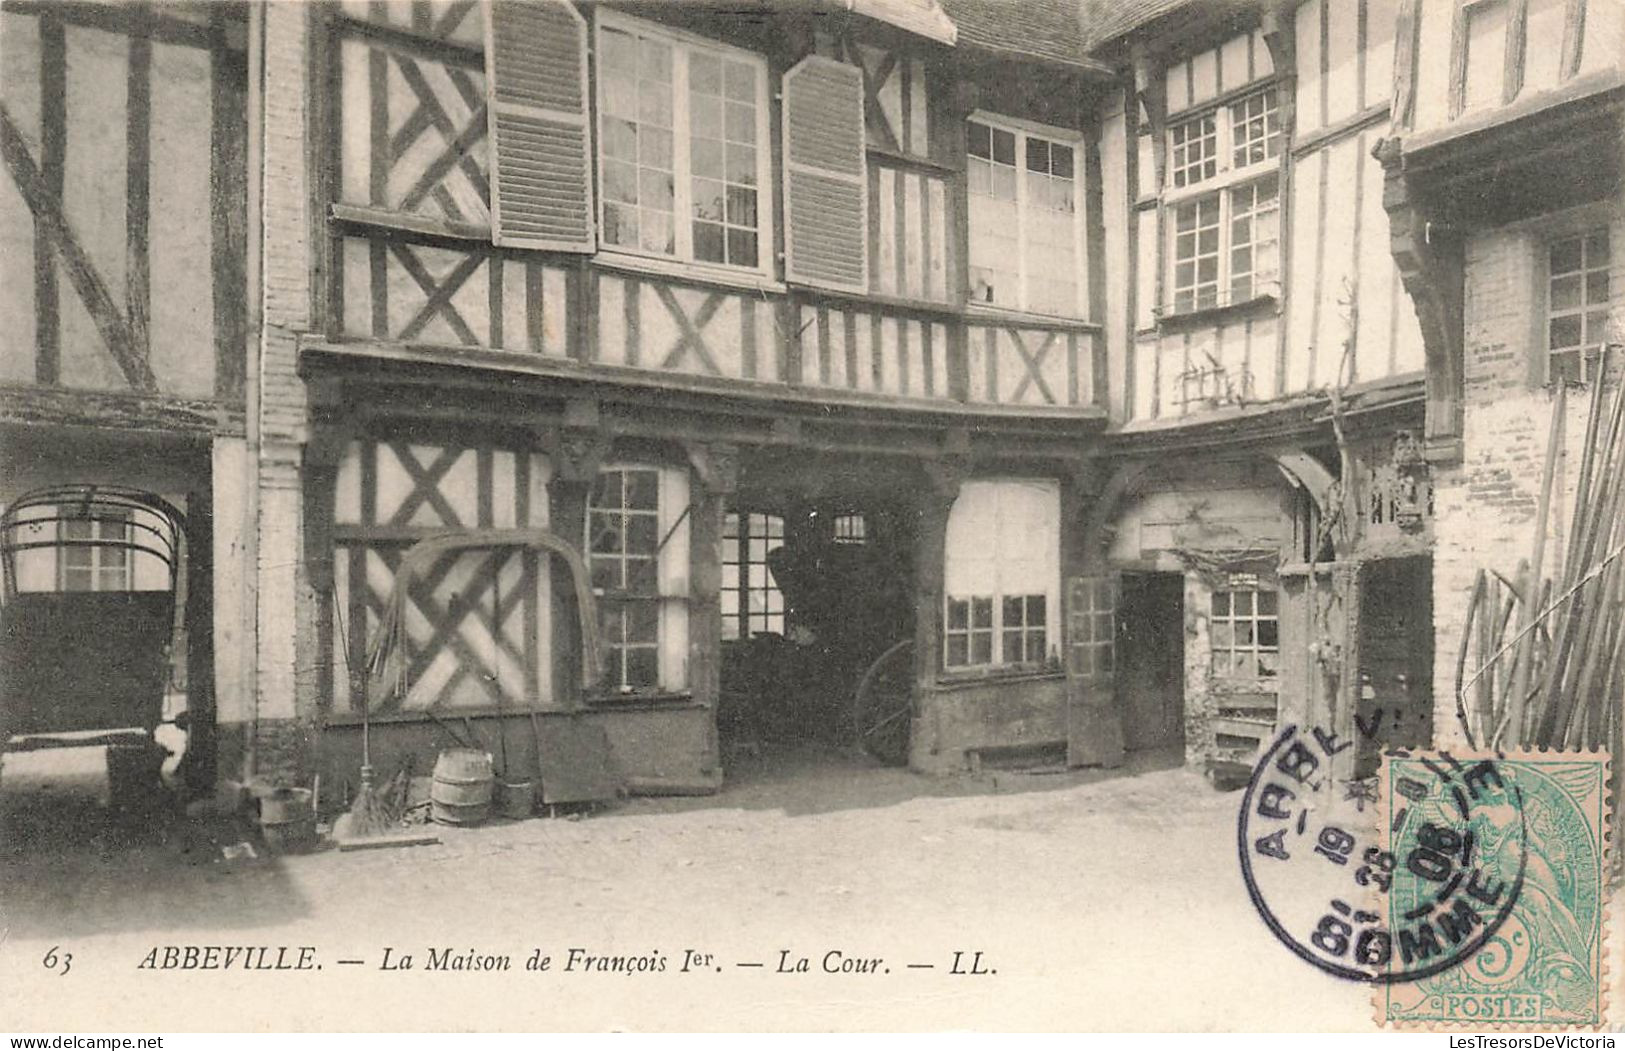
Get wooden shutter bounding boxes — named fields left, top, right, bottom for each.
left=782, top=55, right=868, bottom=293
left=483, top=0, right=594, bottom=252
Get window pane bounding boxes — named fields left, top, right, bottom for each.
left=1551, top=274, right=1582, bottom=310
left=626, top=470, right=658, bottom=509
left=967, top=121, right=990, bottom=159
left=991, top=128, right=1016, bottom=166
left=693, top=221, right=722, bottom=262
left=972, top=597, right=993, bottom=628
left=1026, top=631, right=1048, bottom=663
left=726, top=228, right=757, bottom=267
left=725, top=102, right=755, bottom=144
left=1550, top=314, right=1583, bottom=349
left=1585, top=270, right=1609, bottom=304
left=625, top=648, right=658, bottom=689
left=725, top=143, right=757, bottom=187
left=692, top=136, right=723, bottom=178
left=590, top=513, right=622, bottom=554
left=1025, top=136, right=1049, bottom=173
left=1550, top=237, right=1583, bottom=274
left=1004, top=630, right=1024, bottom=661
left=691, top=95, right=722, bottom=139
left=692, top=178, right=724, bottom=221
left=603, top=203, right=639, bottom=247
left=947, top=635, right=969, bottom=666
left=627, top=600, right=659, bottom=643
left=1258, top=620, right=1279, bottom=648
left=1028, top=597, right=1046, bottom=626
left=639, top=169, right=673, bottom=212
left=947, top=598, right=968, bottom=629
left=626, top=514, right=658, bottom=555
left=1257, top=590, right=1277, bottom=615
left=725, top=60, right=755, bottom=102
left=726, top=186, right=757, bottom=228
left=690, top=51, right=722, bottom=94
left=627, top=558, right=657, bottom=595
left=1052, top=144, right=1073, bottom=179
left=1003, top=595, right=1024, bottom=625
left=1584, top=230, right=1610, bottom=264
left=971, top=632, right=993, bottom=664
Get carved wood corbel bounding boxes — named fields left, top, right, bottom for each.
left=683, top=440, right=740, bottom=496
left=1130, top=45, right=1166, bottom=188
left=1374, top=136, right=1465, bottom=465
left=535, top=424, right=613, bottom=487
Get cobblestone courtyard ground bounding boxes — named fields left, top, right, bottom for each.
left=4, top=745, right=1617, bottom=1031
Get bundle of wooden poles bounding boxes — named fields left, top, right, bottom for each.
left=1455, top=347, right=1625, bottom=757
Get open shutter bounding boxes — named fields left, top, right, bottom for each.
left=782, top=55, right=867, bottom=292
left=1065, top=573, right=1126, bottom=768
left=483, top=0, right=595, bottom=252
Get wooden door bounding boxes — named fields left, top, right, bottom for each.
left=1119, top=572, right=1186, bottom=752
left=1066, top=574, right=1125, bottom=767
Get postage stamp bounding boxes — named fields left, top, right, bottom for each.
left=1376, top=750, right=1613, bottom=1029
left=1240, top=725, right=1530, bottom=985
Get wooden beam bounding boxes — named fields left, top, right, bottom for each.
left=1392, top=0, right=1422, bottom=129
left=1503, top=0, right=1529, bottom=104
left=1, top=1, right=221, bottom=49
left=0, top=103, right=157, bottom=391
left=212, top=18, right=248, bottom=400
left=33, top=10, right=63, bottom=386
left=0, top=384, right=239, bottom=435
left=1559, top=0, right=1587, bottom=80
left=127, top=15, right=153, bottom=379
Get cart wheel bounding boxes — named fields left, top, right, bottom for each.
left=854, top=640, right=914, bottom=766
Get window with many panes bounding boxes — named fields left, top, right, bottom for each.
left=59, top=511, right=132, bottom=592
left=1067, top=577, right=1115, bottom=678
left=1209, top=588, right=1278, bottom=678
left=1547, top=228, right=1612, bottom=384
left=722, top=512, right=784, bottom=639
left=966, top=117, right=1084, bottom=318
left=587, top=466, right=689, bottom=693
left=943, top=480, right=1060, bottom=671
left=1170, top=177, right=1278, bottom=314
left=1164, top=85, right=1281, bottom=316
left=596, top=13, right=770, bottom=274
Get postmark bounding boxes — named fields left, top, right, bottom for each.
left=1239, top=724, right=1529, bottom=984
left=1377, top=750, right=1612, bottom=1029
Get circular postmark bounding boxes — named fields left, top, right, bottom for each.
left=1238, top=724, right=1528, bottom=983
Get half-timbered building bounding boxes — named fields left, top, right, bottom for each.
left=234, top=0, right=1126, bottom=796
left=0, top=1, right=249, bottom=791
left=1076, top=0, right=1442, bottom=783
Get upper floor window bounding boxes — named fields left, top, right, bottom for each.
left=595, top=14, right=772, bottom=275
left=832, top=513, right=867, bottom=545
left=1166, top=86, right=1280, bottom=190
left=966, top=117, right=1084, bottom=318
left=1170, top=176, right=1279, bottom=313
left=587, top=464, right=690, bottom=694
left=1547, top=228, right=1612, bottom=384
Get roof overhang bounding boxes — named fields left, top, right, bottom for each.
left=840, top=0, right=958, bottom=44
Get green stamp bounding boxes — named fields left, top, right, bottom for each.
left=1380, top=752, right=1610, bottom=1028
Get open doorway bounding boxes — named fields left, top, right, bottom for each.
left=717, top=497, right=915, bottom=769
left=1117, top=571, right=1185, bottom=753
left=1355, top=556, right=1433, bottom=777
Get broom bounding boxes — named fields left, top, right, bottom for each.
left=331, top=589, right=398, bottom=841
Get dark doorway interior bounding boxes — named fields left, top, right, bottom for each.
left=1118, top=571, right=1185, bottom=753
left=1355, top=555, right=1434, bottom=777
left=718, top=484, right=916, bottom=766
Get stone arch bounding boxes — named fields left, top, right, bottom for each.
left=1081, top=447, right=1337, bottom=567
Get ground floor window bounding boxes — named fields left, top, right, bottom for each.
left=588, top=464, right=691, bottom=694
left=1209, top=586, right=1278, bottom=678
left=943, top=479, right=1060, bottom=671
left=1546, top=226, right=1611, bottom=384
left=722, top=511, right=784, bottom=639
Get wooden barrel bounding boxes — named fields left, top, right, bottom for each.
left=258, top=787, right=316, bottom=853
left=431, top=748, right=493, bottom=826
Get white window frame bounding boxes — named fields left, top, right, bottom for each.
left=586, top=462, right=690, bottom=695
left=1544, top=225, right=1613, bottom=385
left=594, top=10, right=775, bottom=280
left=722, top=511, right=785, bottom=640
left=1209, top=586, right=1279, bottom=680
left=965, top=111, right=1088, bottom=320
left=1161, top=83, right=1283, bottom=317
left=941, top=479, right=1061, bottom=673
left=58, top=510, right=133, bottom=592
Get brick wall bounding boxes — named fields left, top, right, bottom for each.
left=1431, top=209, right=1624, bottom=745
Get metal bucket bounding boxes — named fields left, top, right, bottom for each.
left=430, top=748, right=493, bottom=826
left=495, top=778, right=536, bottom=820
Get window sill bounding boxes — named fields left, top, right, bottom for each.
left=934, top=667, right=1065, bottom=690
left=583, top=690, right=697, bottom=709
left=1155, top=290, right=1278, bottom=329
left=594, top=250, right=784, bottom=296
